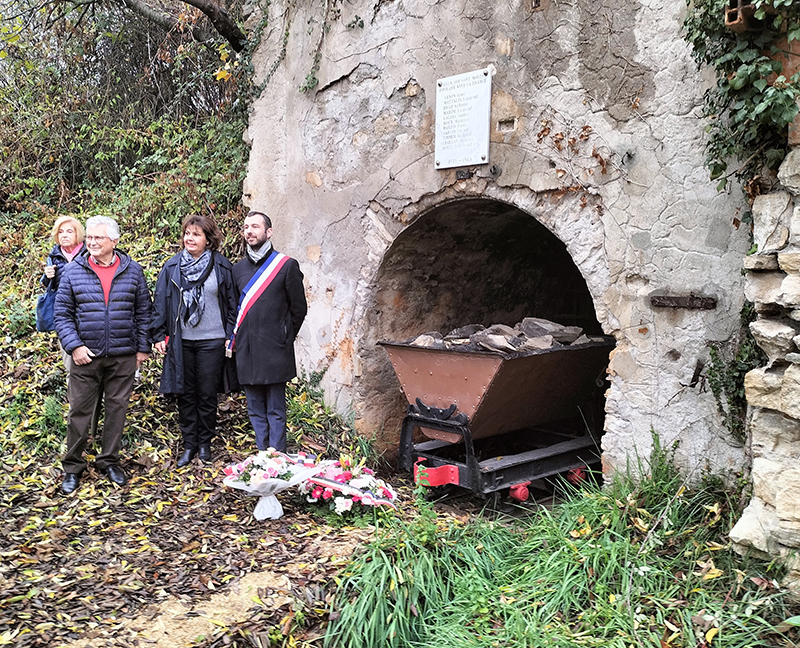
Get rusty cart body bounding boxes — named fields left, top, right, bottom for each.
left=381, top=337, right=616, bottom=499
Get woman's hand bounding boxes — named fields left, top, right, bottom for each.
left=154, top=340, right=167, bottom=355
left=44, top=265, right=55, bottom=279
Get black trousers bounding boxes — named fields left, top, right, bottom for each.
left=178, top=338, right=225, bottom=450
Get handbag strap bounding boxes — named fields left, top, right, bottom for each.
left=45, top=257, right=57, bottom=292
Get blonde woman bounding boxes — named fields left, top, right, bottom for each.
left=42, top=216, right=87, bottom=292
left=42, top=217, right=89, bottom=369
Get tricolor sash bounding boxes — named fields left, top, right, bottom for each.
left=229, top=250, right=290, bottom=351
left=304, top=475, right=398, bottom=510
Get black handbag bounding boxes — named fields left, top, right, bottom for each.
left=35, top=261, right=56, bottom=332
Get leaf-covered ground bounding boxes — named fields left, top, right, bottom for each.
left=0, top=212, right=418, bottom=646
left=0, top=305, right=405, bottom=648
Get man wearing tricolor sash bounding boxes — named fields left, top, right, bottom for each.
left=231, top=211, right=307, bottom=452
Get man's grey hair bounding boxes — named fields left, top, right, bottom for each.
left=86, top=216, right=120, bottom=241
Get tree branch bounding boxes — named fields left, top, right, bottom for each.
left=181, top=0, right=247, bottom=51
left=117, top=0, right=246, bottom=51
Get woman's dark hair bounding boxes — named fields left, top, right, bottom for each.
left=182, top=214, right=223, bottom=251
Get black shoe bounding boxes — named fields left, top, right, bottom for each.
left=198, top=444, right=212, bottom=463
left=61, top=472, right=81, bottom=494
left=177, top=448, right=196, bottom=468
left=106, top=464, right=127, bottom=486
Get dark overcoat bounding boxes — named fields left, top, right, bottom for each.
left=54, top=251, right=152, bottom=357
left=150, top=251, right=238, bottom=394
left=232, top=251, right=307, bottom=385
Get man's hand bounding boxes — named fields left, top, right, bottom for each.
left=72, top=346, right=94, bottom=365
left=154, top=340, right=167, bottom=355
left=136, top=352, right=150, bottom=368
left=44, top=265, right=56, bottom=279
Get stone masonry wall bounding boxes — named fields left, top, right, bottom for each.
left=731, top=150, right=800, bottom=583
left=243, top=0, right=752, bottom=475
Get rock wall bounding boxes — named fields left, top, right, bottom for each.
left=730, top=151, right=800, bottom=581
left=242, top=0, right=751, bottom=474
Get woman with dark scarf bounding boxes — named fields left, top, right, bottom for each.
left=150, top=215, right=238, bottom=467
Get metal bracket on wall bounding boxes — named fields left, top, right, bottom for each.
left=649, top=293, right=717, bottom=310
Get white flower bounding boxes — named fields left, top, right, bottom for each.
left=334, top=497, right=354, bottom=514
left=349, top=477, right=373, bottom=490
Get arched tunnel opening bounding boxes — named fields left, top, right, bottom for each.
left=357, top=197, right=612, bottom=470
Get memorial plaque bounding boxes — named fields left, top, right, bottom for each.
left=435, top=68, right=492, bottom=169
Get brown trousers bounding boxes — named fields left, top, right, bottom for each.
left=63, top=354, right=136, bottom=474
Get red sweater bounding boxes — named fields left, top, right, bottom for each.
left=89, top=255, right=120, bottom=304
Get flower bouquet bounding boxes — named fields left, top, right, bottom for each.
left=298, top=454, right=398, bottom=516
left=223, top=450, right=330, bottom=520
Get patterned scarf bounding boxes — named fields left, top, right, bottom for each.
left=179, top=249, right=213, bottom=327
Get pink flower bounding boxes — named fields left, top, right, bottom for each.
left=322, top=489, right=334, bottom=500
left=223, top=466, right=235, bottom=476
left=363, top=468, right=375, bottom=476
left=312, top=487, right=323, bottom=499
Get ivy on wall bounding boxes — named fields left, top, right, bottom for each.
left=683, top=0, right=800, bottom=193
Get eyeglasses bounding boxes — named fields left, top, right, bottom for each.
left=86, top=235, right=109, bottom=242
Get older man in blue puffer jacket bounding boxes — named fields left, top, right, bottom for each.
left=55, top=215, right=152, bottom=494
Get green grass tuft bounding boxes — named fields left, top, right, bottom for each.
left=325, top=442, right=798, bottom=648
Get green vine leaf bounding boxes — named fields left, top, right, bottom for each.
left=683, top=0, right=800, bottom=191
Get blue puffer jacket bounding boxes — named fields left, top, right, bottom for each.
left=41, top=242, right=88, bottom=291
left=55, top=251, right=152, bottom=357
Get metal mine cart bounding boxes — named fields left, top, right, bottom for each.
left=381, top=336, right=616, bottom=501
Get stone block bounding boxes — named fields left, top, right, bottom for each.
left=779, top=274, right=800, bottom=307
left=779, top=251, right=800, bottom=274
left=781, top=568, right=800, bottom=592
left=751, top=407, right=800, bottom=454
left=779, top=148, right=800, bottom=194
left=752, top=457, right=783, bottom=506
left=745, top=367, right=785, bottom=411
left=730, top=498, right=778, bottom=558
left=774, top=520, right=800, bottom=548
left=753, top=192, right=792, bottom=252
left=743, top=254, right=779, bottom=271
left=750, top=318, right=798, bottom=365
left=745, top=271, right=785, bottom=307
left=776, top=470, right=800, bottom=524
left=782, top=364, right=800, bottom=419
left=792, top=205, right=800, bottom=246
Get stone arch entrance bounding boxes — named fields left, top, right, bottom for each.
left=355, top=195, right=609, bottom=450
